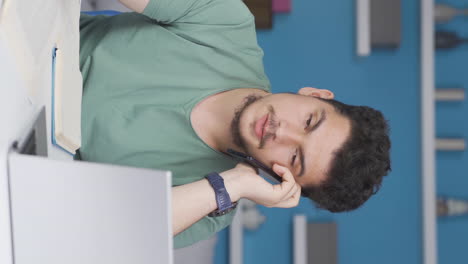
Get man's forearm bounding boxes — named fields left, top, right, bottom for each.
left=119, top=0, right=149, bottom=13
left=172, top=179, right=218, bottom=236
left=172, top=173, right=241, bottom=236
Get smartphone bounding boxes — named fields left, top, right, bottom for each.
left=223, top=149, right=282, bottom=183
left=223, top=149, right=309, bottom=197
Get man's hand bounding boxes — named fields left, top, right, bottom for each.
left=221, top=163, right=301, bottom=208
left=172, top=163, right=300, bottom=236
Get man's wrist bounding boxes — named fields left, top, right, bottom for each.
left=219, top=170, right=242, bottom=202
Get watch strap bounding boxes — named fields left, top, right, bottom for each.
left=205, top=172, right=237, bottom=217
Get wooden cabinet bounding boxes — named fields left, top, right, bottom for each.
left=243, top=0, right=273, bottom=29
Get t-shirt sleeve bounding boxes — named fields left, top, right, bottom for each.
left=142, top=0, right=253, bottom=25
left=173, top=208, right=237, bottom=248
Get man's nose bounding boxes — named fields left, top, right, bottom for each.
left=274, top=120, right=304, bottom=145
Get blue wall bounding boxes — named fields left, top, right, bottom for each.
left=214, top=0, right=468, bottom=263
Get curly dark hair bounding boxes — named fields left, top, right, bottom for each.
left=302, top=98, right=391, bottom=212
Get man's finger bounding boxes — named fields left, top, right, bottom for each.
left=285, top=183, right=299, bottom=200
left=272, top=164, right=297, bottom=198
left=271, top=177, right=295, bottom=201
left=272, top=187, right=301, bottom=208
left=273, top=164, right=296, bottom=184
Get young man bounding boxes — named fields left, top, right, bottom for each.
left=78, top=0, right=391, bottom=248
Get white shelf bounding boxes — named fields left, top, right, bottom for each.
left=421, top=0, right=437, bottom=264
left=229, top=200, right=244, bottom=264
left=356, top=0, right=371, bottom=56
left=293, top=215, right=307, bottom=264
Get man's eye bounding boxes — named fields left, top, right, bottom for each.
left=305, top=114, right=313, bottom=128
left=291, top=149, right=298, bottom=166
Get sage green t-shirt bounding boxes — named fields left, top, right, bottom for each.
left=78, top=0, right=271, bottom=248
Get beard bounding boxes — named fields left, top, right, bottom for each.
left=230, top=94, right=263, bottom=152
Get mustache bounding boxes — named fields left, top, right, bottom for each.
left=231, top=94, right=262, bottom=150
left=259, top=105, right=277, bottom=149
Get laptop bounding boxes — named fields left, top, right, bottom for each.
left=8, top=152, right=172, bottom=264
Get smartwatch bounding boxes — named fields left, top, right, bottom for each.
left=205, top=172, right=238, bottom=217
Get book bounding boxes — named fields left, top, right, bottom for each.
left=51, top=47, right=82, bottom=155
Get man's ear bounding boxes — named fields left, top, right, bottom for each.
left=298, top=87, right=334, bottom=100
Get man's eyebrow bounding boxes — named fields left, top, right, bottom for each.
left=298, top=109, right=327, bottom=177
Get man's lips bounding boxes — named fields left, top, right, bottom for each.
left=255, top=113, right=269, bottom=140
